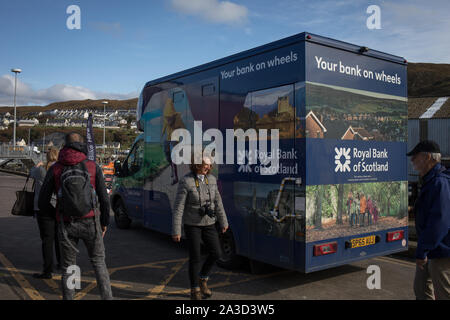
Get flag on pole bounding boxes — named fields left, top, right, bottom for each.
left=86, top=113, right=96, bottom=162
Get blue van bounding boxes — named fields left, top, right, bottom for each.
left=111, top=32, right=408, bottom=272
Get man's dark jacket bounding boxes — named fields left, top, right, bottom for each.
left=415, top=163, right=450, bottom=259
left=38, top=142, right=110, bottom=227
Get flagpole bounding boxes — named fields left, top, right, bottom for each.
left=86, top=112, right=96, bottom=163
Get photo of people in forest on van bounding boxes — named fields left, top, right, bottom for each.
left=306, top=181, right=408, bottom=242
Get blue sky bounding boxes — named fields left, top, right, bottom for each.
left=1, top=0, right=449, bottom=106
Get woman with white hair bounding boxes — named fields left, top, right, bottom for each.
left=172, top=154, right=229, bottom=300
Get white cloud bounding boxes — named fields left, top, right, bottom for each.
left=343, top=1, right=450, bottom=63
left=250, top=0, right=450, bottom=63
left=0, top=74, right=138, bottom=106
left=171, top=0, right=248, bottom=24
left=382, top=1, right=450, bottom=61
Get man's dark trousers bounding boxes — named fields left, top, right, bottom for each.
left=58, top=216, right=113, bottom=300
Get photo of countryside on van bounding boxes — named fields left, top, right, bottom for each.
left=305, top=83, right=407, bottom=142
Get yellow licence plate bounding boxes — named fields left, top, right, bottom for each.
left=349, top=235, right=376, bottom=248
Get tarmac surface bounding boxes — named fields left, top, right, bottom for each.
left=0, top=172, right=417, bottom=300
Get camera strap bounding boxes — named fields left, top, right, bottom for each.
left=194, top=175, right=212, bottom=206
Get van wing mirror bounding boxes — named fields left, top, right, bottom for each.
left=114, top=160, right=122, bottom=175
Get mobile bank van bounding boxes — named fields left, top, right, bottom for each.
left=111, top=32, right=408, bottom=272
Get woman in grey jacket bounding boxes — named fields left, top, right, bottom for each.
left=172, top=156, right=228, bottom=300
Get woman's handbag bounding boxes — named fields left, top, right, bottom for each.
left=11, top=175, right=35, bottom=216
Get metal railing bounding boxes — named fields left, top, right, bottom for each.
left=0, top=144, right=43, bottom=164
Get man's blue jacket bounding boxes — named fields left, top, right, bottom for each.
left=415, top=163, right=450, bottom=259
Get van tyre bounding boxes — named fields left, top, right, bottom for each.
left=216, top=228, right=243, bottom=270
left=113, top=198, right=131, bottom=229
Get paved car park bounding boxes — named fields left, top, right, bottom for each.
left=0, top=172, right=416, bottom=300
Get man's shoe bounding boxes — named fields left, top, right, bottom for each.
left=33, top=273, right=52, bottom=279
left=199, top=278, right=212, bottom=298
left=190, top=288, right=202, bottom=300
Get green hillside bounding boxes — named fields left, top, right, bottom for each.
left=408, top=63, right=450, bottom=97
left=307, top=84, right=406, bottom=116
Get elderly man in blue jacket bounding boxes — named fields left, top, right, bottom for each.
left=408, top=140, right=450, bottom=300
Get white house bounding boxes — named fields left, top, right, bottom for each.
left=18, top=118, right=39, bottom=127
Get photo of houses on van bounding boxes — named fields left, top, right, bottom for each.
left=305, top=181, right=408, bottom=242
left=305, top=83, right=407, bottom=142
left=231, top=82, right=407, bottom=143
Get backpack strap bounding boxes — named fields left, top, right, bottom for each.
left=79, top=159, right=89, bottom=173
left=81, top=159, right=98, bottom=210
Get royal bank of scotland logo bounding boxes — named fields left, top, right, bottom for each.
left=237, top=150, right=254, bottom=173
left=335, top=147, right=351, bottom=172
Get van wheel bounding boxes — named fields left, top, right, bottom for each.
left=217, top=229, right=244, bottom=270
left=113, top=198, right=131, bottom=229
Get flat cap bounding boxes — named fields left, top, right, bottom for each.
left=407, top=140, right=440, bottom=156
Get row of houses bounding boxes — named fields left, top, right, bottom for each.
left=39, top=109, right=136, bottom=120
left=0, top=117, right=137, bottom=130
left=305, top=110, right=385, bottom=140
left=0, top=109, right=137, bottom=129
left=0, top=118, right=40, bottom=130
left=44, top=118, right=137, bottom=129
left=0, top=108, right=136, bottom=119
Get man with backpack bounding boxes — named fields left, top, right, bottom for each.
left=39, top=132, right=113, bottom=300
left=408, top=140, right=450, bottom=300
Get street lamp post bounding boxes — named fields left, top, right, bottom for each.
left=11, top=68, right=22, bottom=149
left=102, top=101, right=108, bottom=163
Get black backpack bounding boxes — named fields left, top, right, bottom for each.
left=58, top=160, right=96, bottom=218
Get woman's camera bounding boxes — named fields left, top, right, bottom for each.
left=199, top=202, right=216, bottom=218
